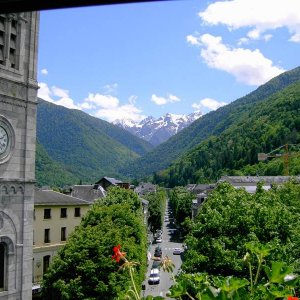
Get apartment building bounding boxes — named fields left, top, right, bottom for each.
left=33, top=189, right=91, bottom=285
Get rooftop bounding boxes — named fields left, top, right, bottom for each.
left=34, top=189, right=92, bottom=206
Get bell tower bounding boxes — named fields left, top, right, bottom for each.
left=0, top=12, right=39, bottom=299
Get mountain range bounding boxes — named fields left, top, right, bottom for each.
left=119, top=66, right=300, bottom=180
left=36, top=99, right=154, bottom=187
left=36, top=66, right=300, bottom=187
left=113, top=112, right=202, bottom=146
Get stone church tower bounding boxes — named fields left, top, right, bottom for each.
left=0, top=12, right=39, bottom=299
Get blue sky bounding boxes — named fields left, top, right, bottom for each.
left=38, top=0, right=300, bottom=122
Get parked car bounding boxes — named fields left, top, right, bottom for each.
left=156, top=237, right=162, bottom=243
left=148, top=268, right=160, bottom=285
left=152, top=260, right=161, bottom=269
left=154, top=246, right=162, bottom=257
left=173, top=248, right=182, bottom=255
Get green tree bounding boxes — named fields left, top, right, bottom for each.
left=169, top=187, right=193, bottom=225
left=145, top=189, right=166, bottom=234
left=183, top=181, right=300, bottom=277
left=41, top=188, right=147, bottom=300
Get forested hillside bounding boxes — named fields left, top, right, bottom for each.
left=35, top=141, right=80, bottom=187
left=36, top=99, right=154, bottom=186
left=154, top=80, right=300, bottom=186
left=119, top=67, right=300, bottom=179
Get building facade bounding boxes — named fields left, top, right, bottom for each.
left=33, top=189, right=91, bottom=285
left=0, top=12, right=39, bottom=300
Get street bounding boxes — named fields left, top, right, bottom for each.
left=143, top=203, right=183, bottom=299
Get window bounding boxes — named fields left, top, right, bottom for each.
left=33, top=209, right=35, bottom=220
left=44, top=208, right=51, bottom=219
left=74, top=207, right=81, bottom=217
left=44, top=229, right=50, bottom=243
left=43, top=255, right=50, bottom=274
left=0, top=16, right=5, bottom=66
left=60, top=208, right=67, bottom=218
left=0, top=14, right=20, bottom=69
left=61, top=227, right=66, bottom=241
left=0, top=243, right=6, bottom=290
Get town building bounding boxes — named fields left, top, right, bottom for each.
left=71, top=183, right=106, bottom=202
left=134, top=182, right=157, bottom=196
left=186, top=183, right=216, bottom=217
left=95, top=177, right=130, bottom=191
left=33, top=189, right=91, bottom=286
left=0, top=12, right=39, bottom=299
left=219, top=176, right=300, bottom=193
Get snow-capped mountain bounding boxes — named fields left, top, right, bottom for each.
left=113, top=112, right=202, bottom=146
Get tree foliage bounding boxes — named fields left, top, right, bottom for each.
left=144, top=189, right=166, bottom=234
left=182, top=181, right=300, bottom=278
left=169, top=187, right=193, bottom=224
left=41, top=187, right=147, bottom=300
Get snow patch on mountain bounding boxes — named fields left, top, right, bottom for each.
left=113, top=111, right=202, bottom=146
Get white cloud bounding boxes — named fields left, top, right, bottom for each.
left=237, top=37, right=249, bottom=45
left=55, top=98, right=81, bottom=110
left=199, top=0, right=300, bottom=43
left=41, top=68, right=48, bottom=75
left=38, top=82, right=146, bottom=122
left=52, top=86, right=69, bottom=98
left=192, top=98, right=227, bottom=111
left=38, top=82, right=53, bottom=102
left=94, top=102, right=145, bottom=123
left=103, top=83, right=118, bottom=94
left=151, top=94, right=181, bottom=106
left=186, top=34, right=201, bottom=46
left=38, top=82, right=82, bottom=110
left=263, top=34, right=273, bottom=42
left=169, top=94, right=180, bottom=102
left=289, top=33, right=300, bottom=42
left=83, top=93, right=146, bottom=122
left=247, top=29, right=260, bottom=40
left=84, top=93, right=119, bottom=109
left=190, top=33, right=285, bottom=85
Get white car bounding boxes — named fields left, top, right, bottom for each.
left=173, top=248, right=182, bottom=255
left=156, top=237, right=162, bottom=243
left=148, top=268, right=160, bottom=284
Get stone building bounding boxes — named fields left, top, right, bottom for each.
left=0, top=12, right=39, bottom=299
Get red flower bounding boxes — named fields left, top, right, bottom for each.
left=112, top=245, right=126, bottom=263
left=288, top=296, right=299, bottom=300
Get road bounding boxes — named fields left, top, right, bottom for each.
left=142, top=203, right=183, bottom=299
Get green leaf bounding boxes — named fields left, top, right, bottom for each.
left=264, top=261, right=293, bottom=283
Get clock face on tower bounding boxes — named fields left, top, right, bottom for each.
left=0, top=126, right=8, bottom=154
left=0, top=116, right=15, bottom=164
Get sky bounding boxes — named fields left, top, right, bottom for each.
left=37, top=0, right=300, bottom=123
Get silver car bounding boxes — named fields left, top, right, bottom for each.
left=148, top=268, right=160, bottom=284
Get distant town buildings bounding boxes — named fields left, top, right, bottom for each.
left=95, top=177, right=130, bottom=191
left=219, top=175, right=300, bottom=193
left=187, top=176, right=300, bottom=219
left=71, top=183, right=106, bottom=202
left=134, top=182, right=157, bottom=196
